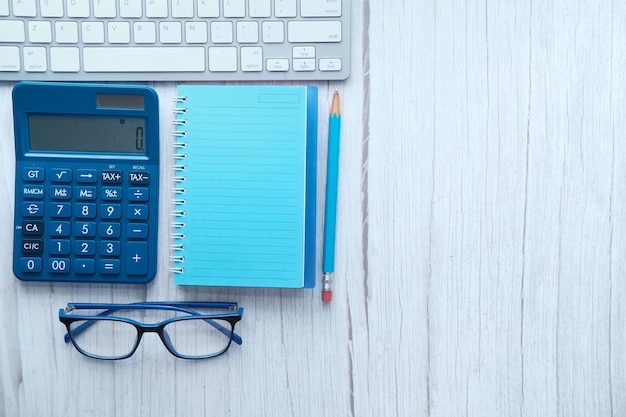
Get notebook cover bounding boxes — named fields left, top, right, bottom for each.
left=173, top=85, right=317, bottom=288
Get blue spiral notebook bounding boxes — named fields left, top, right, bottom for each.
left=172, top=85, right=317, bottom=288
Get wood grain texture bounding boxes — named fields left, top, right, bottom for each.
left=1, top=1, right=625, bottom=416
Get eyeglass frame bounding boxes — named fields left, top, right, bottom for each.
left=59, top=301, right=243, bottom=360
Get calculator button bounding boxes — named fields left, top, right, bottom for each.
left=22, top=220, right=43, bottom=235
left=100, top=240, right=121, bottom=256
left=129, top=170, right=150, bottom=185
left=100, top=204, right=122, bottom=219
left=76, top=186, right=97, bottom=200
left=127, top=223, right=148, bottom=239
left=49, top=258, right=70, bottom=274
left=100, top=259, right=120, bottom=274
left=76, top=169, right=98, bottom=183
left=23, top=202, right=44, bottom=217
left=128, top=204, right=148, bottom=220
left=22, top=239, right=43, bottom=255
left=23, top=185, right=44, bottom=199
left=102, top=187, right=122, bottom=201
left=51, top=168, right=73, bottom=183
left=75, top=222, right=96, bottom=237
left=50, top=221, right=71, bottom=237
left=49, top=239, right=71, bottom=255
left=128, top=187, right=149, bottom=201
left=74, top=259, right=96, bottom=275
left=126, top=241, right=148, bottom=275
left=74, top=240, right=96, bottom=256
left=50, top=203, right=72, bottom=218
left=23, top=167, right=45, bottom=182
left=75, top=203, right=97, bottom=218
left=51, top=185, right=72, bottom=200
left=20, top=257, right=43, bottom=273
left=101, top=169, right=123, bottom=184
left=99, top=222, right=121, bottom=238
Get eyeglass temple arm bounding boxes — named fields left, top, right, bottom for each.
left=63, top=304, right=242, bottom=345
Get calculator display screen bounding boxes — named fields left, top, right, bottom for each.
left=28, top=115, right=146, bottom=154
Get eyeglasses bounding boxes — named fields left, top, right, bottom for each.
left=59, top=301, right=243, bottom=360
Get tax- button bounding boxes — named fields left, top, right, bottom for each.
left=129, top=170, right=150, bottom=185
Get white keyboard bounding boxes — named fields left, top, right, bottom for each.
left=0, top=0, right=350, bottom=81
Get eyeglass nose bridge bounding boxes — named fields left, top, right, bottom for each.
left=135, top=324, right=178, bottom=354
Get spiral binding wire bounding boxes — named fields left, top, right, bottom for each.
left=171, top=96, right=188, bottom=274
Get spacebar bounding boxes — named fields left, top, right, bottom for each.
left=83, top=47, right=206, bottom=72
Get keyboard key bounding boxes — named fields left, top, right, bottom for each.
left=160, top=21, right=182, bottom=43
left=55, top=21, right=79, bottom=43
left=0, top=47, right=21, bottom=71
left=185, top=21, right=208, bottom=44
left=100, top=240, right=121, bottom=256
left=12, top=0, right=36, bottom=16
left=50, top=47, right=80, bottom=72
left=127, top=205, right=148, bottom=220
left=197, top=0, right=219, bottom=17
left=82, top=22, right=105, bottom=43
left=241, top=47, right=262, bottom=71
left=249, top=0, right=271, bottom=17
left=300, top=0, right=342, bottom=17
left=51, top=168, right=72, bottom=183
left=172, top=0, right=193, bottom=18
left=83, top=47, right=206, bottom=72
left=262, top=21, right=284, bottom=43
left=39, top=0, right=64, bottom=17
left=293, top=58, right=315, bottom=71
left=66, top=0, right=90, bottom=17
left=208, top=47, right=237, bottom=71
left=28, top=21, right=52, bottom=43
left=266, top=58, right=289, bottom=71
left=134, top=22, right=156, bottom=44
left=236, top=21, right=259, bottom=43
left=127, top=223, right=148, bottom=239
left=223, top=0, right=245, bottom=18
left=0, top=0, right=8, bottom=16
left=119, top=0, right=141, bottom=18
left=93, top=0, right=116, bottom=17
left=146, top=0, right=167, bottom=17
left=211, top=21, right=233, bottom=43
left=274, top=0, right=296, bottom=17
left=319, top=58, right=342, bottom=71
left=288, top=21, right=342, bottom=43
left=50, top=239, right=71, bottom=255
left=108, top=21, right=131, bottom=43
left=24, top=46, right=48, bottom=71
left=0, top=20, right=25, bottom=42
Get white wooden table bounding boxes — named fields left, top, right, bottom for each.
left=1, top=2, right=625, bottom=416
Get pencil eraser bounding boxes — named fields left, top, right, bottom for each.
left=322, top=291, right=332, bottom=302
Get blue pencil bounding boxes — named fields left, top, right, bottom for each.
left=322, top=90, right=340, bottom=302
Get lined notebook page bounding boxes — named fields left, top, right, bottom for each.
left=174, top=85, right=313, bottom=287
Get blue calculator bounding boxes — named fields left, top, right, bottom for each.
left=12, top=82, right=159, bottom=283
